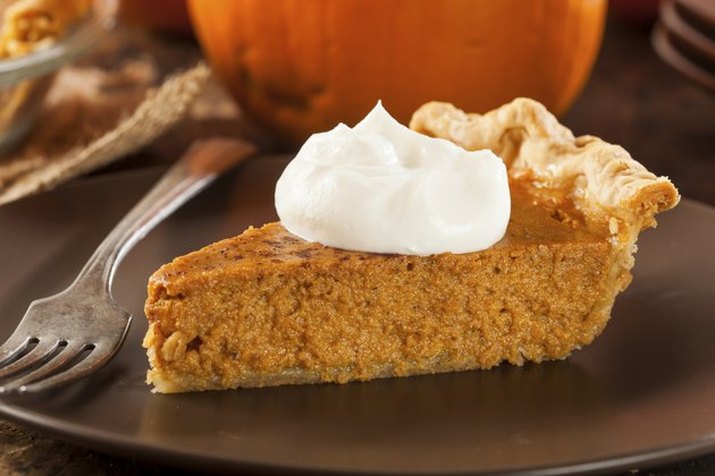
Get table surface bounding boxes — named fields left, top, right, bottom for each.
left=1, top=15, right=714, bottom=476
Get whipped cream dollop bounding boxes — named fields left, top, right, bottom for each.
left=274, top=102, right=511, bottom=256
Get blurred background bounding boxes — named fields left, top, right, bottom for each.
left=0, top=0, right=714, bottom=473
left=126, top=0, right=715, bottom=205
left=0, top=0, right=713, bottom=205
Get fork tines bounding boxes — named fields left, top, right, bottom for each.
left=0, top=335, right=99, bottom=394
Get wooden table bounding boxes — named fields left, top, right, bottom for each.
left=1, top=16, right=714, bottom=476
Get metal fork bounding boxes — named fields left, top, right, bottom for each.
left=0, top=138, right=255, bottom=395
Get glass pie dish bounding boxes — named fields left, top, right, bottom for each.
left=0, top=0, right=116, bottom=155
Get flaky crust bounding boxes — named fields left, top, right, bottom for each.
left=410, top=98, right=680, bottom=242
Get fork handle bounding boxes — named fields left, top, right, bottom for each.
left=71, top=138, right=256, bottom=294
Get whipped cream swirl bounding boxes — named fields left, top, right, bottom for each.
left=275, top=102, right=510, bottom=256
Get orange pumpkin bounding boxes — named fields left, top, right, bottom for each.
left=189, top=0, right=607, bottom=146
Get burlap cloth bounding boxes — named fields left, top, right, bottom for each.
left=0, top=27, right=270, bottom=206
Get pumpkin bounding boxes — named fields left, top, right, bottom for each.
left=189, top=0, right=607, bottom=146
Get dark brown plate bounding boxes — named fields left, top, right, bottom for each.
left=1, top=157, right=714, bottom=475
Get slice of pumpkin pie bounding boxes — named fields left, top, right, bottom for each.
left=143, top=98, right=679, bottom=393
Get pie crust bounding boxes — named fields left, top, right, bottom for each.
left=410, top=97, right=680, bottom=291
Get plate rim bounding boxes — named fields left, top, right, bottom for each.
left=2, top=396, right=715, bottom=475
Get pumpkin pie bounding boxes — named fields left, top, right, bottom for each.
left=143, top=98, right=679, bottom=393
